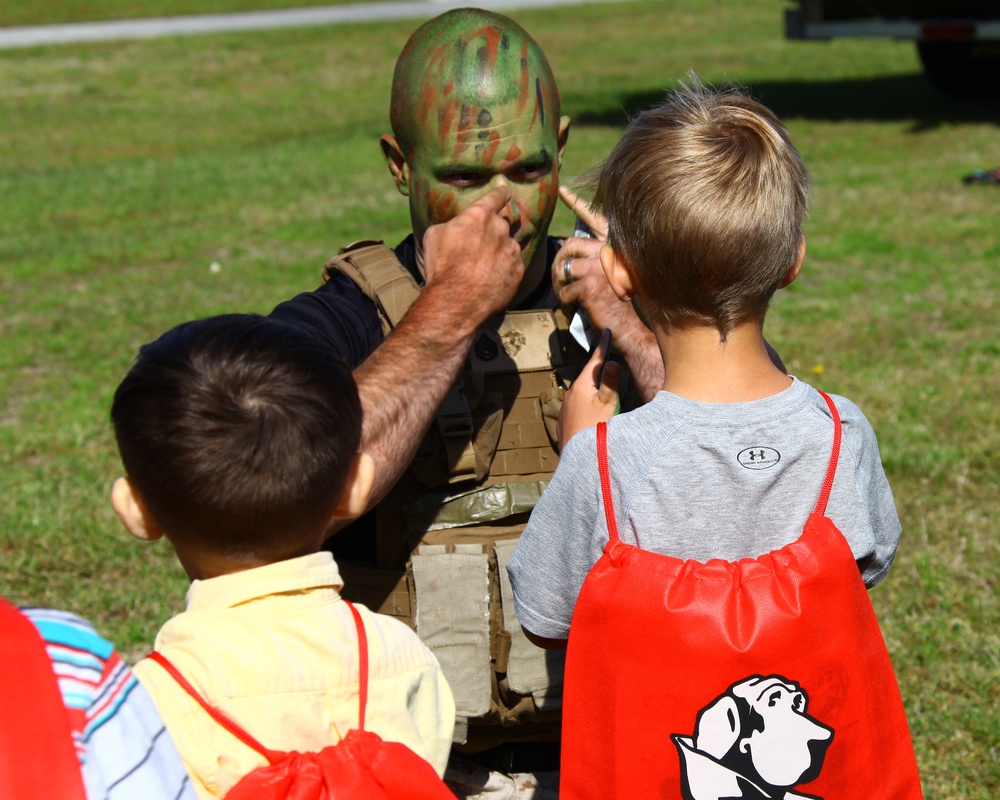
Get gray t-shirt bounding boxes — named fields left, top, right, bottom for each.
left=506, top=377, right=901, bottom=640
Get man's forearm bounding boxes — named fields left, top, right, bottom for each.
left=354, top=288, right=479, bottom=510
left=334, top=187, right=523, bottom=523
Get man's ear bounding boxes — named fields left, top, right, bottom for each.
left=781, top=236, right=806, bottom=289
left=599, top=244, right=637, bottom=301
left=111, top=477, right=163, bottom=542
left=380, top=134, right=411, bottom=196
left=556, top=115, right=571, bottom=168
left=332, top=452, right=375, bottom=520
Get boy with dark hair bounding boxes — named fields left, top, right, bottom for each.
left=111, top=313, right=367, bottom=571
left=110, top=314, right=454, bottom=799
left=507, top=81, right=920, bottom=798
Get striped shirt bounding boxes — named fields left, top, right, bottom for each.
left=21, top=607, right=195, bottom=800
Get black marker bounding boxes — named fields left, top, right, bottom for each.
left=592, top=328, right=613, bottom=387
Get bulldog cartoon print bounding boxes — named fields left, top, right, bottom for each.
left=671, top=675, right=834, bottom=800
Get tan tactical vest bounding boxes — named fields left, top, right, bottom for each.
left=323, top=240, right=590, bottom=752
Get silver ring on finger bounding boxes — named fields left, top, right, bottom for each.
left=563, top=258, right=574, bottom=283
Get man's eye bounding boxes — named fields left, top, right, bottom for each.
left=443, top=174, right=487, bottom=188
left=511, top=165, right=548, bottom=182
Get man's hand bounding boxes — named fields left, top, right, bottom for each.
left=554, top=186, right=640, bottom=349
left=552, top=186, right=609, bottom=298
left=422, top=187, right=524, bottom=333
left=558, top=329, right=621, bottom=448
left=555, top=186, right=664, bottom=401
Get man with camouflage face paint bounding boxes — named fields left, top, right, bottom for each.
left=272, top=6, right=660, bottom=506
left=270, top=9, right=661, bottom=796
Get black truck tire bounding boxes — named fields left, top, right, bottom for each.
left=917, top=40, right=1000, bottom=97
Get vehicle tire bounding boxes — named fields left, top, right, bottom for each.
left=917, top=40, right=1000, bottom=97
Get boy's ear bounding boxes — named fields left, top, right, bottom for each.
left=599, top=244, right=637, bottom=301
left=781, top=236, right=806, bottom=289
left=379, top=135, right=410, bottom=196
left=332, top=452, right=375, bottom=520
left=111, top=477, right=164, bottom=542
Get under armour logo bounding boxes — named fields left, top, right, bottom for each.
left=737, top=446, right=781, bottom=470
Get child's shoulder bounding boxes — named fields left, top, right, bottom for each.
left=798, top=380, right=877, bottom=428
left=795, top=381, right=884, bottom=460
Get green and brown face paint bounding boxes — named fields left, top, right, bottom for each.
left=388, top=9, right=567, bottom=283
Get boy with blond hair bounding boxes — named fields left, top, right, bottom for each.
left=110, top=314, right=454, bottom=799
left=507, top=81, right=918, bottom=798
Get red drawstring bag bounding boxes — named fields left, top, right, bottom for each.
left=0, top=599, right=88, bottom=799
left=149, top=601, right=455, bottom=800
left=560, top=393, right=922, bottom=800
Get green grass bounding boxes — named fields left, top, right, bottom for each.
left=0, top=0, right=373, bottom=27
left=1, top=0, right=997, bottom=795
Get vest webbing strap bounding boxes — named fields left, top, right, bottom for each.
left=323, top=240, right=421, bottom=334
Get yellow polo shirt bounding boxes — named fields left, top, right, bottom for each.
left=134, top=552, right=455, bottom=800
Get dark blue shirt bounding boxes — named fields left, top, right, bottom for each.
left=270, top=234, right=561, bottom=367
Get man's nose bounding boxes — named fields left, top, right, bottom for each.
left=495, top=177, right=521, bottom=228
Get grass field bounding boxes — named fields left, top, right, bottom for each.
left=1, top=0, right=997, bottom=794
left=0, top=0, right=374, bottom=27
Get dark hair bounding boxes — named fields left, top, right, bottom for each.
left=595, top=78, right=809, bottom=338
left=111, top=314, right=362, bottom=562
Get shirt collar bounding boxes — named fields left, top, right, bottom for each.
left=184, top=552, right=344, bottom=613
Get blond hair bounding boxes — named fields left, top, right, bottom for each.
left=595, top=78, right=809, bottom=338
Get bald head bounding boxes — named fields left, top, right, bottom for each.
left=381, top=9, right=570, bottom=298
left=390, top=8, right=561, bottom=154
